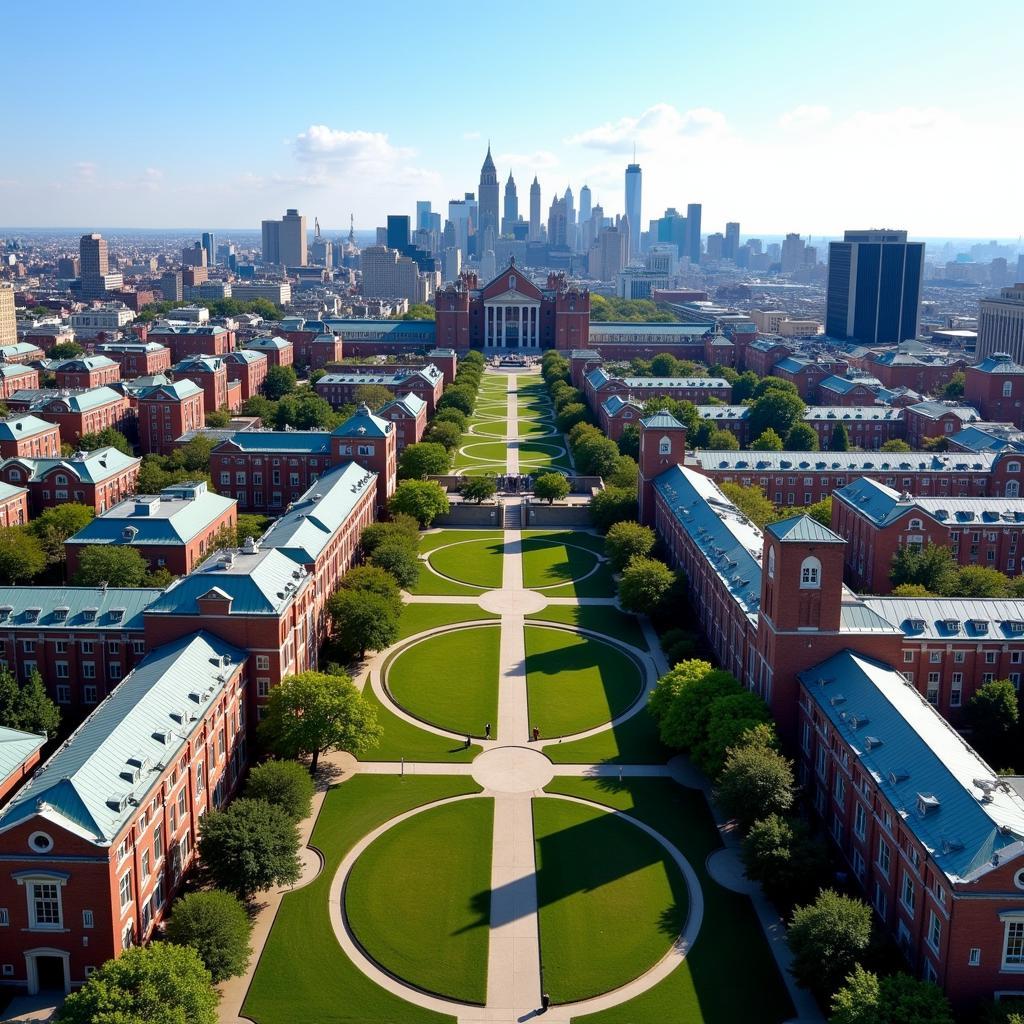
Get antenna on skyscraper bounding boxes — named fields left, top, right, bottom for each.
left=314, top=217, right=321, bottom=238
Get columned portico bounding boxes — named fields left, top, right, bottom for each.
left=484, top=284, right=541, bottom=349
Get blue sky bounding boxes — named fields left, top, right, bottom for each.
left=1, top=0, right=1021, bottom=238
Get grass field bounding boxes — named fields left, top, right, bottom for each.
left=399, top=603, right=499, bottom=640
left=532, top=797, right=687, bottom=1004
left=412, top=531, right=505, bottom=597
left=524, top=605, right=647, bottom=650
left=427, top=536, right=506, bottom=589
left=242, top=776, right=479, bottom=1024
left=546, top=779, right=794, bottom=1024
left=519, top=535, right=611, bottom=597
left=388, top=626, right=501, bottom=738
left=524, top=625, right=642, bottom=737
left=544, top=706, right=669, bottom=765
left=358, top=687, right=481, bottom=763
left=346, top=798, right=494, bottom=1004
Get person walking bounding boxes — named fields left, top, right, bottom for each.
left=485, top=722, right=491, bottom=739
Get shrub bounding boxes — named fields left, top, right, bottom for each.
left=618, top=556, right=674, bottom=614
left=165, top=890, right=253, bottom=982
left=788, top=890, right=872, bottom=999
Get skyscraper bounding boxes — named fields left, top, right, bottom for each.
left=825, top=229, right=924, bottom=345
left=502, top=172, right=518, bottom=236
left=202, top=231, right=216, bottom=267
left=686, top=203, right=702, bottom=263
left=529, top=177, right=541, bottom=241
left=624, top=161, right=642, bottom=260
left=564, top=185, right=575, bottom=249
left=387, top=215, right=411, bottom=252
left=547, top=196, right=568, bottom=249
left=0, top=283, right=16, bottom=347
left=416, top=201, right=432, bottom=232
left=79, top=233, right=122, bottom=298
left=724, top=222, right=740, bottom=261
left=578, top=186, right=592, bottom=251
left=261, top=219, right=281, bottom=264
left=780, top=233, right=806, bottom=274
left=280, top=208, right=307, bottom=267
left=478, top=145, right=499, bottom=251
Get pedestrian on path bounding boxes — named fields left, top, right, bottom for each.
left=485, top=722, right=491, bottom=739
left=532, top=725, right=540, bottom=742
left=541, top=992, right=550, bottom=1013
left=465, top=735, right=471, bottom=749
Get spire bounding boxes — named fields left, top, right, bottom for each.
left=348, top=214, right=354, bottom=243
left=482, top=143, right=496, bottom=172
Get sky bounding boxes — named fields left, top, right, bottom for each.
left=1, top=0, right=1022, bottom=240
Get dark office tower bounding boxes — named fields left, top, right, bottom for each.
left=502, top=172, right=518, bottom=236
left=657, top=208, right=687, bottom=255
left=478, top=145, right=500, bottom=248
left=261, top=220, right=281, bottom=264
left=724, top=222, right=740, bottom=261
left=386, top=215, right=411, bottom=251
left=686, top=203, right=702, bottom=263
left=826, top=229, right=925, bottom=345
left=202, top=231, right=216, bottom=267
left=529, top=177, right=541, bottom=241
left=80, top=233, right=108, bottom=277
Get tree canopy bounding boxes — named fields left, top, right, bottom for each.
left=165, top=890, right=253, bottom=983
left=398, top=442, right=450, bottom=479
left=788, top=890, right=872, bottom=999
left=245, top=760, right=316, bottom=822
left=73, top=545, right=150, bottom=587
left=389, top=480, right=450, bottom=526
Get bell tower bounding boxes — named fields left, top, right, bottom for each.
left=637, top=412, right=687, bottom=526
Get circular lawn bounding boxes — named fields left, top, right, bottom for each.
left=427, top=536, right=506, bottom=589
left=520, top=536, right=599, bottom=590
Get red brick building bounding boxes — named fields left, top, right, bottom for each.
left=870, top=351, right=965, bottom=393
left=135, top=380, right=205, bottom=456
left=379, top=393, right=427, bottom=452
left=0, top=727, right=45, bottom=806
left=744, top=338, right=792, bottom=377
left=315, top=364, right=445, bottom=416
left=904, top=402, right=982, bottom=447
left=818, top=376, right=883, bottom=406
left=770, top=356, right=850, bottom=401
left=0, top=483, right=28, bottom=527
left=965, top=354, right=1024, bottom=429
left=583, top=366, right=731, bottom=410
left=146, top=323, right=233, bottom=361
left=0, top=367, right=40, bottom=401
left=95, top=342, right=172, bottom=378
left=0, top=343, right=45, bottom=365
left=174, top=357, right=236, bottom=416
left=52, top=356, right=121, bottom=390
left=0, top=417, right=59, bottom=461
left=803, top=406, right=906, bottom=450
left=0, top=631, right=247, bottom=995
left=0, top=447, right=141, bottom=515
left=223, top=350, right=268, bottom=402
left=6, top=388, right=130, bottom=446
left=244, top=336, right=293, bottom=368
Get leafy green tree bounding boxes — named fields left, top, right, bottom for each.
left=235, top=513, right=270, bottom=546
left=965, top=679, right=1019, bottom=765
left=590, top=487, right=638, bottom=531
left=951, top=565, right=1011, bottom=597
left=398, top=303, right=436, bottom=320
left=0, top=668, right=20, bottom=726
left=788, top=890, right=872, bottom=999
left=460, top=475, right=497, bottom=503
left=353, top=383, right=396, bottom=410
left=245, top=760, right=316, bottom=822
left=943, top=371, right=966, bottom=400
left=388, top=479, right=450, bottom=526
left=275, top=391, right=336, bottom=430
left=258, top=671, right=382, bottom=773
left=242, top=394, right=278, bottom=425
left=0, top=526, right=46, bottom=584
left=56, top=942, right=219, bottom=1024
left=433, top=406, right=468, bottom=432
left=16, top=670, right=60, bottom=737
left=785, top=422, right=820, bottom=450
left=706, top=428, right=740, bottom=450
left=731, top=371, right=760, bottom=403
left=749, top=389, right=806, bottom=442
left=556, top=402, right=590, bottom=432
left=650, top=352, right=680, bottom=377
left=329, top=589, right=400, bottom=659
left=617, top=423, right=640, bottom=459
left=891, top=582, right=933, bottom=597
left=198, top=798, right=301, bottom=900
left=205, top=408, right=232, bottom=427
left=541, top=354, right=571, bottom=384
left=618, top=556, right=675, bottom=614
left=742, top=813, right=829, bottom=906
left=398, top=442, right=450, bottom=480
left=649, top=660, right=742, bottom=751
left=424, top=419, right=462, bottom=452
left=169, top=435, right=216, bottom=472
left=165, top=890, right=253, bottom=982
left=750, top=428, right=784, bottom=451
left=605, top=455, right=638, bottom=490
left=29, top=503, right=94, bottom=565
left=360, top=518, right=419, bottom=556
left=830, top=965, right=954, bottom=1024
left=890, top=542, right=958, bottom=594
left=534, top=473, right=570, bottom=504
left=73, top=545, right=149, bottom=587
left=830, top=423, right=851, bottom=451
left=880, top=439, right=912, bottom=452
left=436, top=385, right=476, bottom=416
left=337, top=564, right=402, bottom=615
left=697, top=690, right=771, bottom=776
left=604, top=521, right=655, bottom=572
left=721, top=482, right=778, bottom=529
left=716, top=729, right=794, bottom=829
left=806, top=497, right=833, bottom=528
left=660, top=627, right=698, bottom=665
left=263, top=364, right=297, bottom=400
left=49, top=340, right=85, bottom=359
left=574, top=434, right=621, bottom=477
left=78, top=426, right=133, bottom=455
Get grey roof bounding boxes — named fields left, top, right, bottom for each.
left=148, top=323, right=227, bottom=337
left=972, top=354, right=1024, bottom=375
left=333, top=404, right=393, bottom=439
left=213, top=431, right=331, bottom=454
left=804, top=406, right=904, bottom=422
left=601, top=395, right=644, bottom=417
left=246, top=335, right=292, bottom=351
left=11, top=386, right=124, bottom=413
left=1, top=446, right=140, bottom=484
left=175, top=356, right=224, bottom=374
left=639, top=411, right=685, bottom=430
left=908, top=402, right=980, bottom=422
left=861, top=597, right=1024, bottom=640
left=51, top=356, right=118, bottom=372
left=688, top=450, right=999, bottom=474
left=835, top=477, right=1024, bottom=527
left=0, top=727, right=45, bottom=785
left=380, top=392, right=427, bottom=418
left=800, top=651, right=1024, bottom=882
left=134, top=379, right=204, bottom=401
left=317, top=364, right=442, bottom=387
left=0, top=586, right=159, bottom=631
left=653, top=464, right=763, bottom=618
left=620, top=376, right=729, bottom=389
left=223, top=349, right=266, bottom=365
left=260, top=463, right=376, bottom=565
left=819, top=375, right=882, bottom=394
left=0, top=415, right=58, bottom=441
left=766, top=514, right=845, bottom=543
left=96, top=341, right=168, bottom=355
left=949, top=426, right=1024, bottom=454
left=0, top=365, right=37, bottom=380
left=0, top=632, right=245, bottom=846
left=587, top=322, right=710, bottom=338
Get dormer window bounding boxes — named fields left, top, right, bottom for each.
left=908, top=519, right=923, bottom=531
left=800, top=556, right=821, bottom=589
left=659, top=436, right=671, bottom=455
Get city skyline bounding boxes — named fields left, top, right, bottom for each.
left=1, top=0, right=1022, bottom=237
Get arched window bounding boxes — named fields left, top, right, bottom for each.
left=800, top=556, right=821, bottom=589
left=768, top=546, right=776, bottom=579
left=55, top=474, right=68, bottom=486
left=658, top=435, right=672, bottom=455
left=908, top=518, right=923, bottom=531
left=8, top=469, right=20, bottom=482
left=1004, top=381, right=1014, bottom=398
left=1008, top=462, right=1021, bottom=474
left=1009, top=481, right=1020, bottom=498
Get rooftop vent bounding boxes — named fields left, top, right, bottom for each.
left=917, top=793, right=941, bottom=816
left=849, top=714, right=869, bottom=730
left=864, top=736, right=883, bottom=750
left=888, top=769, right=910, bottom=784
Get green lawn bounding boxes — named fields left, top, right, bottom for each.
left=524, top=625, right=642, bottom=737
left=412, top=531, right=505, bottom=596
left=358, top=686, right=481, bottom=763
left=418, top=529, right=504, bottom=555
left=242, top=776, right=479, bottom=1024
left=520, top=534, right=615, bottom=599
left=525, top=605, right=647, bottom=649
left=456, top=440, right=511, bottom=464
left=545, top=705, right=669, bottom=765
left=533, top=797, right=687, bottom=1004
left=346, top=798, right=494, bottom=1004
left=399, top=603, right=499, bottom=640
left=470, top=420, right=509, bottom=437
left=546, top=779, right=794, bottom=1024
left=427, top=536, right=505, bottom=589
left=388, top=626, right=501, bottom=738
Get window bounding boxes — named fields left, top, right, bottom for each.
left=0, top=909, right=7, bottom=926
left=178, top=788, right=187, bottom=819
left=119, top=870, right=132, bottom=910
left=81, top=641, right=93, bottom=654
left=874, top=882, right=888, bottom=918
left=901, top=872, right=915, bottom=914
left=196, top=762, right=205, bottom=792
left=55, top=685, right=70, bottom=704
left=852, top=849, right=865, bottom=879
left=929, top=650, right=941, bottom=663
left=109, top=662, right=121, bottom=680
left=904, top=650, right=914, bottom=663
left=986, top=651, right=998, bottom=664
left=141, top=850, right=150, bottom=880
left=928, top=910, right=941, bottom=953
left=256, top=655, right=270, bottom=671
left=878, top=838, right=891, bottom=878
left=82, top=909, right=94, bottom=929
left=800, top=556, right=821, bottom=589
left=954, top=650, right=965, bottom=663
left=82, top=662, right=95, bottom=680
left=854, top=802, right=867, bottom=840
left=154, top=823, right=163, bottom=859
left=834, top=774, right=845, bottom=805
left=1003, top=918, right=1024, bottom=969
left=28, top=882, right=61, bottom=928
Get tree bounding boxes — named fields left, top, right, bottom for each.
left=618, top=423, right=640, bottom=459
left=943, top=371, right=966, bottom=400
left=398, top=442, right=450, bottom=480
left=880, top=439, right=912, bottom=452
left=785, top=422, right=820, bottom=450
left=29, top=503, right=94, bottom=565
left=742, top=813, right=829, bottom=907
left=805, top=497, right=833, bottom=528
left=534, top=473, right=570, bottom=504
left=424, top=419, right=462, bottom=452
left=242, top=394, right=278, bottom=426
left=720, top=483, right=778, bottom=529
left=360, top=519, right=418, bottom=556
left=788, top=890, right=872, bottom=999
left=337, top=564, right=403, bottom=615
left=56, top=942, right=219, bottom=1024
left=648, top=660, right=742, bottom=751
left=697, top=690, right=771, bottom=776
left=398, top=303, right=436, bottom=320
left=198, top=798, right=301, bottom=900
left=388, top=479, right=449, bottom=526
left=556, top=402, right=589, bottom=432
left=329, top=589, right=400, bottom=659
left=830, top=422, right=851, bottom=451
left=275, top=391, right=336, bottom=430
left=245, top=760, right=316, bottom=822
left=0, top=527, right=46, bottom=583
left=353, top=383, right=396, bottom=410
left=574, top=435, right=622, bottom=477
left=165, top=890, right=253, bottom=983
left=590, top=487, right=638, bottom=531
left=951, top=565, right=1011, bottom=598
left=750, top=427, right=784, bottom=451
left=461, top=475, right=496, bottom=503
left=650, top=352, right=679, bottom=377
left=49, top=340, right=85, bottom=359
left=73, top=545, right=149, bottom=587
left=706, top=428, right=740, bottom=450
left=965, top=679, right=1019, bottom=765
left=891, top=582, right=933, bottom=597
left=890, top=542, right=958, bottom=594
left=618, top=556, right=675, bottom=614
left=263, top=364, right=298, bottom=400
left=830, top=966, right=954, bottom=1024
left=205, top=407, right=232, bottom=427
left=436, top=385, right=475, bottom=416
left=0, top=668, right=19, bottom=727
left=258, top=671, right=382, bottom=773
left=370, top=540, right=420, bottom=589
left=604, top=521, right=655, bottom=572
left=717, top=731, right=794, bottom=829
left=732, top=370, right=760, bottom=404
left=606, top=455, right=638, bottom=490
left=749, top=390, right=806, bottom=442
left=78, top=426, right=133, bottom=455
left=236, top=513, right=270, bottom=546
left=16, top=670, right=60, bottom=737
left=433, top=406, right=468, bottom=433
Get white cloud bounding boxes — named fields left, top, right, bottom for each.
left=565, top=103, right=729, bottom=153
left=778, top=104, right=831, bottom=131
left=462, top=130, right=481, bottom=141
left=495, top=150, right=560, bottom=173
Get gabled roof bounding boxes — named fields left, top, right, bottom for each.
left=908, top=402, right=980, bottom=422
left=0, top=415, right=57, bottom=441
left=12, top=386, right=124, bottom=413
left=949, top=426, right=1024, bottom=454
left=0, top=632, right=245, bottom=846
left=175, top=356, right=224, bottom=374
left=835, top=477, right=1024, bottom=527
left=134, top=379, right=203, bottom=401
left=380, top=392, right=427, bottom=418
left=0, top=342, right=43, bottom=357
left=332, top=404, right=393, bottom=439
left=819, top=375, right=881, bottom=394
left=620, top=376, right=729, bottom=389
left=223, top=349, right=266, bottom=365
left=862, top=596, right=1024, bottom=640
left=0, top=364, right=37, bottom=380
left=766, top=514, right=844, bottom=543
left=972, top=354, right=1024, bottom=375
left=246, top=335, right=292, bottom=351
left=148, top=323, right=226, bottom=336
left=51, top=356, right=118, bottom=373
left=799, top=651, right=1024, bottom=882
left=0, top=586, right=158, bottom=630
left=0, top=726, right=45, bottom=785
left=803, top=406, right=904, bottom=422
left=600, top=395, right=644, bottom=417
left=96, top=341, right=168, bottom=354
left=213, top=431, right=331, bottom=454
left=1, top=446, right=140, bottom=484
left=639, top=411, right=685, bottom=430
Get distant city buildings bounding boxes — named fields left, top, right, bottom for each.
left=79, top=233, right=123, bottom=299
left=978, top=284, right=1024, bottom=363
left=624, top=160, right=642, bottom=260
left=0, top=284, right=15, bottom=347
left=360, top=245, right=438, bottom=304
left=261, top=208, right=307, bottom=266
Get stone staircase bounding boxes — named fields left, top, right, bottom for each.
left=502, top=503, right=522, bottom=529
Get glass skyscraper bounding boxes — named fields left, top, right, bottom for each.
left=624, top=162, right=642, bottom=260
